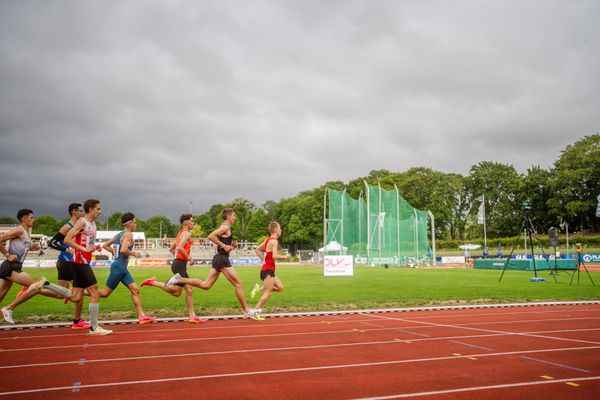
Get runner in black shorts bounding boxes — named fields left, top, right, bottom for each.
left=64, top=199, right=112, bottom=336
left=250, top=221, right=289, bottom=318
left=170, top=208, right=262, bottom=320
left=140, top=214, right=205, bottom=323
left=48, top=203, right=89, bottom=329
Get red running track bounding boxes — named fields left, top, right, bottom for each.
left=1, top=304, right=599, bottom=399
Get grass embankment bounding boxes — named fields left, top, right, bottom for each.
left=3, top=265, right=599, bottom=324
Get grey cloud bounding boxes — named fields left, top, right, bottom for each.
left=1, top=0, right=598, bottom=221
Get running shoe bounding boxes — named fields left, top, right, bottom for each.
left=138, top=315, right=157, bottom=324
left=15, top=285, right=28, bottom=298
left=166, top=273, right=181, bottom=286
left=26, top=276, right=48, bottom=294
left=188, top=316, right=208, bottom=324
left=250, top=283, right=261, bottom=299
left=71, top=320, right=91, bottom=330
left=89, top=326, right=113, bottom=336
left=140, top=277, right=157, bottom=287
left=1, top=307, right=14, bottom=324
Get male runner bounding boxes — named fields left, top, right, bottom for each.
left=250, top=221, right=290, bottom=317
left=64, top=199, right=112, bottom=335
left=168, top=208, right=261, bottom=320
left=140, top=214, right=205, bottom=323
left=99, top=212, right=156, bottom=324
left=1, top=209, right=70, bottom=324
left=48, top=203, right=90, bottom=329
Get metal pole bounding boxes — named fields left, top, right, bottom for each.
left=414, top=209, right=419, bottom=262
left=378, top=182, right=382, bottom=262
left=482, top=194, right=487, bottom=255
left=341, top=189, right=346, bottom=255
left=395, top=185, right=401, bottom=264
left=364, top=181, right=370, bottom=264
left=429, top=210, right=436, bottom=266
left=323, top=189, right=327, bottom=260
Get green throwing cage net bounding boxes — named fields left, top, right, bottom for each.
left=325, top=183, right=434, bottom=266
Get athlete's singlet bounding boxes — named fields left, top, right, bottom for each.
left=175, top=229, right=192, bottom=261
left=261, top=237, right=276, bottom=272
left=9, top=227, right=32, bottom=263
left=73, top=218, right=97, bottom=265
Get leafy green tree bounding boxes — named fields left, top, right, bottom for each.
left=144, top=215, right=173, bottom=238
left=246, top=208, right=269, bottom=242
left=465, top=161, right=523, bottom=237
left=32, top=215, right=60, bottom=236
left=0, top=216, right=17, bottom=225
left=520, top=166, right=554, bottom=232
left=195, top=204, right=225, bottom=237
left=227, top=198, right=256, bottom=240
left=548, top=134, right=600, bottom=232
left=105, top=212, right=123, bottom=231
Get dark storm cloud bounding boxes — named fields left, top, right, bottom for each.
left=1, top=0, right=598, bottom=221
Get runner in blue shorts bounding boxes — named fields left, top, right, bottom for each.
left=99, top=212, right=155, bottom=324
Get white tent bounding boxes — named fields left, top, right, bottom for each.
left=319, top=240, right=348, bottom=254
left=96, top=231, right=146, bottom=241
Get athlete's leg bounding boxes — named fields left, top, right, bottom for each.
left=255, top=276, right=284, bottom=309
left=0, top=279, right=13, bottom=304
left=184, top=284, right=196, bottom=319
left=178, top=268, right=220, bottom=290
left=4, top=272, right=39, bottom=311
left=221, top=267, right=250, bottom=313
left=151, top=280, right=184, bottom=297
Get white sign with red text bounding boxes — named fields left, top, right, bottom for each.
left=324, top=255, right=354, bottom=276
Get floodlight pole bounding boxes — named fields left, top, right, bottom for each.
left=414, top=209, right=419, bottom=262
left=323, top=189, right=327, bottom=257
left=378, top=182, right=382, bottom=262
left=341, top=189, right=346, bottom=255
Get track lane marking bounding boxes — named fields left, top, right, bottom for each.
left=350, top=376, right=600, bottom=399
left=1, top=347, right=599, bottom=396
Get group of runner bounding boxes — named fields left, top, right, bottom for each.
left=0, top=201, right=289, bottom=335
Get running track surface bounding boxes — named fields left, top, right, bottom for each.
left=1, top=303, right=599, bottom=399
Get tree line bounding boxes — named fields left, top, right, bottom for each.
left=2, top=134, right=598, bottom=250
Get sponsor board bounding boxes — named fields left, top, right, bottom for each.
left=324, top=255, right=353, bottom=276
left=582, top=254, right=600, bottom=263
left=230, top=258, right=262, bottom=265
left=23, top=260, right=56, bottom=268
left=442, top=256, right=466, bottom=263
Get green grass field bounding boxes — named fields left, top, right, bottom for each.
left=3, top=265, right=600, bottom=324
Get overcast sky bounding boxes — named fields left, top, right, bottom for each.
left=1, top=0, right=598, bottom=222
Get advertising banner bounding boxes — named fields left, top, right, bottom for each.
left=324, top=255, right=354, bottom=276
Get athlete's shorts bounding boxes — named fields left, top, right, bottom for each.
left=56, top=258, right=74, bottom=281
left=105, top=263, right=135, bottom=290
left=72, top=263, right=97, bottom=288
left=212, top=253, right=232, bottom=271
left=260, top=269, right=275, bottom=281
left=171, top=259, right=189, bottom=287
left=0, top=260, right=23, bottom=280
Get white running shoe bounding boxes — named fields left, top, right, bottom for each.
left=166, top=273, right=181, bottom=286
left=1, top=307, right=14, bottom=324
left=89, top=326, right=113, bottom=336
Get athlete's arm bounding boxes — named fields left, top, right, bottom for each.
left=270, top=239, right=290, bottom=260
left=102, top=236, right=116, bottom=255
left=208, top=225, right=231, bottom=252
left=255, top=240, right=266, bottom=261
left=48, top=223, right=72, bottom=252
left=120, top=232, right=140, bottom=258
left=64, top=219, right=87, bottom=252
left=0, top=227, right=22, bottom=261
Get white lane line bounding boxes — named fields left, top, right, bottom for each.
left=350, top=376, right=600, bottom=400
left=519, top=355, right=590, bottom=373
left=363, top=313, right=600, bottom=346
left=397, top=330, right=431, bottom=337
left=1, top=346, right=599, bottom=396
left=2, top=314, right=599, bottom=342
left=447, top=340, right=494, bottom=351
left=2, top=324, right=599, bottom=355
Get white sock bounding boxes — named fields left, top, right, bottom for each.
left=89, top=303, right=99, bottom=330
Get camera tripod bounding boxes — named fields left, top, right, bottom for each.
left=569, top=248, right=596, bottom=286
left=499, top=211, right=556, bottom=282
